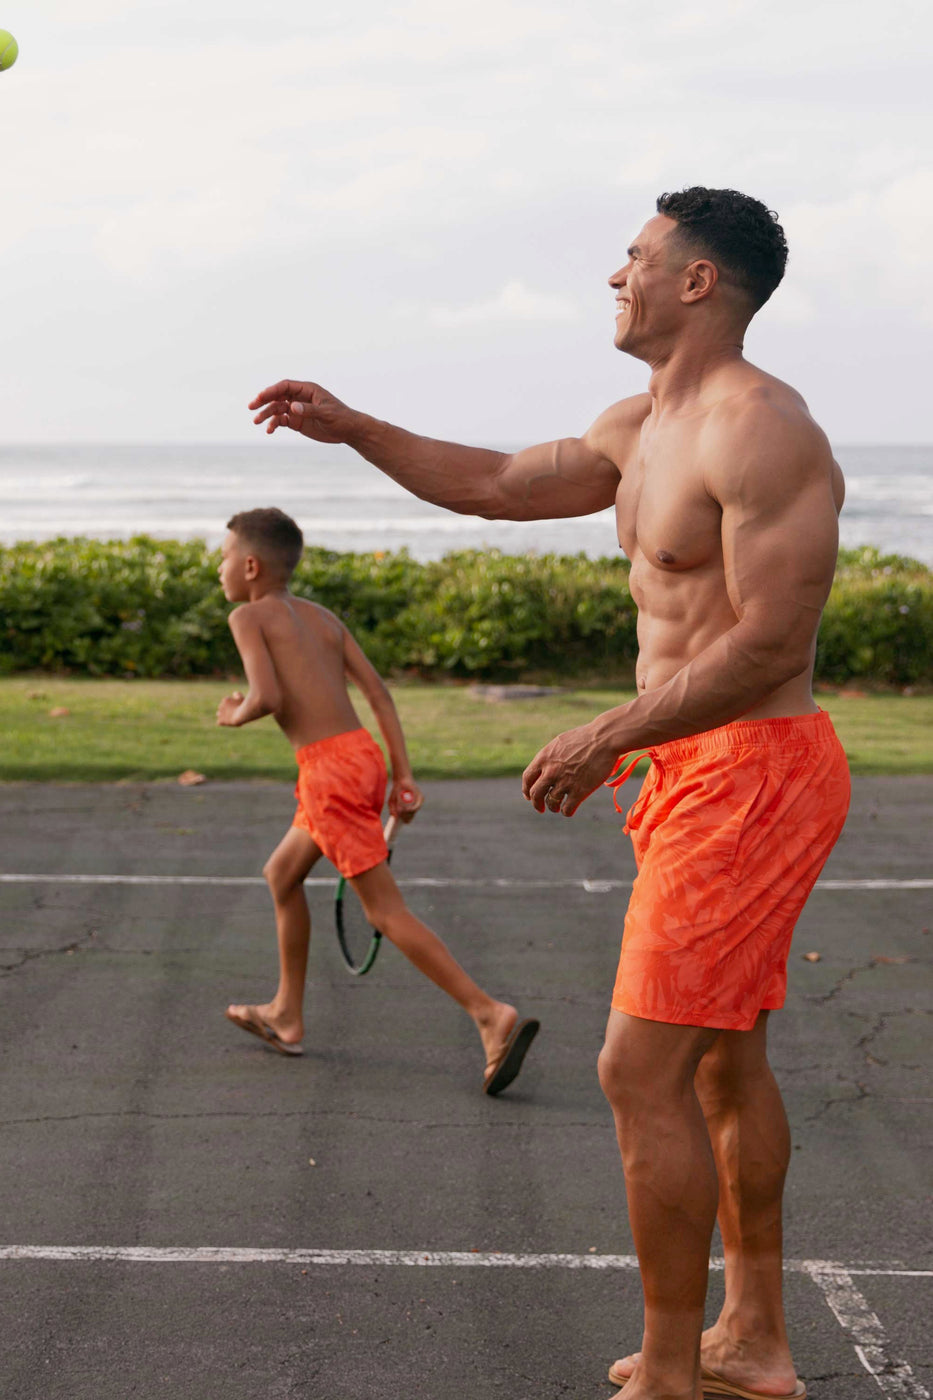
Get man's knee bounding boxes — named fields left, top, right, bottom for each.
left=597, top=1035, right=665, bottom=1114
left=695, top=1020, right=772, bottom=1105
left=598, top=1015, right=718, bottom=1112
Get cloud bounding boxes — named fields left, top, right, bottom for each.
left=1, top=0, right=932, bottom=440
left=783, top=169, right=933, bottom=324
left=427, top=280, right=580, bottom=327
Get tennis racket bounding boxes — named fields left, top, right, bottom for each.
left=333, top=812, right=402, bottom=975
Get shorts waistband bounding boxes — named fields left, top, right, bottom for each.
left=295, top=727, right=372, bottom=762
left=649, top=709, right=837, bottom=764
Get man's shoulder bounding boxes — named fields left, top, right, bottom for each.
left=584, top=392, right=652, bottom=460
left=706, top=371, right=830, bottom=463
left=593, top=392, right=652, bottom=433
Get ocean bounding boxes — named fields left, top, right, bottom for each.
left=1, top=442, right=931, bottom=565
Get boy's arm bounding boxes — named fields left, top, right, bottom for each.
left=216, top=608, right=283, bottom=727
left=341, top=627, right=423, bottom=818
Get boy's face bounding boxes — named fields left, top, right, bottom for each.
left=218, top=531, right=255, bottom=602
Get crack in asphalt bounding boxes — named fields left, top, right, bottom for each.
left=0, top=924, right=98, bottom=978
left=0, top=1108, right=605, bottom=1130
left=803, top=1004, right=932, bottom=1121
left=805, top=1077, right=873, bottom=1123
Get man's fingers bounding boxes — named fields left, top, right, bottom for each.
left=521, top=756, right=543, bottom=800
left=253, top=400, right=312, bottom=436
left=527, top=769, right=558, bottom=813
left=248, top=379, right=317, bottom=411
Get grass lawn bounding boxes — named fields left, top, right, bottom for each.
left=0, top=677, right=931, bottom=781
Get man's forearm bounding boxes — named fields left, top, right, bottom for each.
left=590, top=622, right=812, bottom=758
left=345, top=414, right=509, bottom=517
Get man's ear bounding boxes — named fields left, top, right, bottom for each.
left=682, top=258, right=718, bottom=303
left=244, top=553, right=261, bottom=581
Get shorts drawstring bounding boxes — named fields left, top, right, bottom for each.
left=605, top=750, right=651, bottom=815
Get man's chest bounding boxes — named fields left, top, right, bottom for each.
left=614, top=425, right=723, bottom=571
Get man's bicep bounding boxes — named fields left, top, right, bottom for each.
left=490, top=437, right=619, bottom=520
left=719, top=455, right=839, bottom=655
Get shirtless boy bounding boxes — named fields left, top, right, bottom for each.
left=248, top=188, right=850, bottom=1399
left=217, top=507, right=538, bottom=1095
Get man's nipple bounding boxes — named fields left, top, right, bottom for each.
left=656, top=549, right=675, bottom=565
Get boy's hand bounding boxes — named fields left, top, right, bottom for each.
left=248, top=380, right=359, bottom=443
left=216, top=692, right=245, bottom=727
left=390, top=779, right=424, bottom=823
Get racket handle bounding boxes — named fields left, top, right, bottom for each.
left=384, top=814, right=400, bottom=847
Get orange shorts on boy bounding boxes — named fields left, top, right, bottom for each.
left=608, top=710, right=851, bottom=1032
left=292, top=727, right=389, bottom=879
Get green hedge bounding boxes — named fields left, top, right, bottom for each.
left=0, top=538, right=929, bottom=685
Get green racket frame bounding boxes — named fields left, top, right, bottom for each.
left=334, top=814, right=400, bottom=975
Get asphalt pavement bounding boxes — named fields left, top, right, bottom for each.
left=0, top=776, right=929, bottom=1400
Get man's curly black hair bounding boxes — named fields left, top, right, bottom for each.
left=656, top=187, right=788, bottom=311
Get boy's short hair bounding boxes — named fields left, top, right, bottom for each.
left=656, top=186, right=788, bottom=311
left=226, top=507, right=304, bottom=577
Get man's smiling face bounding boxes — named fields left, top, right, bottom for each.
left=608, top=213, right=687, bottom=357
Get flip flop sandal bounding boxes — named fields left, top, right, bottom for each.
left=702, top=1372, right=807, bottom=1399
left=608, top=1359, right=806, bottom=1398
left=225, top=1006, right=304, bottom=1057
left=483, top=1018, right=539, bottom=1096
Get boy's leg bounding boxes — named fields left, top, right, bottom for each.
left=227, top=826, right=321, bottom=1046
left=693, top=1012, right=799, bottom=1396
left=349, top=861, right=530, bottom=1081
left=598, top=1010, right=719, bottom=1400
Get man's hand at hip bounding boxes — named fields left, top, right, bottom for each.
left=522, top=722, right=617, bottom=817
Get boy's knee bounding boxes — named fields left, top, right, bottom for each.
left=357, top=890, right=401, bottom=933
left=263, top=855, right=297, bottom=899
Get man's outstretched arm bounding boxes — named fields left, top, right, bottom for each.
left=249, top=378, right=644, bottom=522
left=522, top=402, right=841, bottom=814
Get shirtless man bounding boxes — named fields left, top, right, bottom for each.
left=248, top=186, right=850, bottom=1400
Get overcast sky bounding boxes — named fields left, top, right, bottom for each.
left=1, top=0, right=931, bottom=446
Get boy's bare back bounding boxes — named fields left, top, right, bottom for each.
left=229, top=593, right=364, bottom=750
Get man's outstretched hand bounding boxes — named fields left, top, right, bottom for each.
left=522, top=721, right=618, bottom=817
left=249, top=380, right=360, bottom=442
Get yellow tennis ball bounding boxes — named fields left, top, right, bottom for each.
left=0, top=30, right=19, bottom=71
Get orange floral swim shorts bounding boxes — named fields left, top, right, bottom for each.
left=608, top=710, right=851, bottom=1032
left=292, top=727, right=388, bottom=879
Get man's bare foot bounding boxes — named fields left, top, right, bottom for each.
left=609, top=1336, right=800, bottom=1396
left=225, top=1001, right=304, bottom=1054
left=699, top=1324, right=800, bottom=1397
left=608, top=1352, right=642, bottom=1387
left=607, top=1355, right=699, bottom=1398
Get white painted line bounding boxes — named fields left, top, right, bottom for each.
left=816, top=880, right=933, bottom=891
left=0, top=1247, right=929, bottom=1278
left=806, top=1263, right=930, bottom=1400
left=0, top=874, right=930, bottom=892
